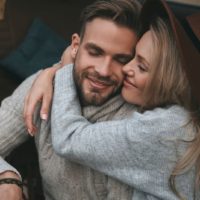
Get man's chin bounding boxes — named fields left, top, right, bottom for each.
left=78, top=84, right=122, bottom=106
left=81, top=92, right=110, bottom=106
left=83, top=95, right=104, bottom=106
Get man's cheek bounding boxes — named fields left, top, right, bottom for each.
left=81, top=79, right=93, bottom=97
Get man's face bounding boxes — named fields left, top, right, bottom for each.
left=74, top=18, right=138, bottom=106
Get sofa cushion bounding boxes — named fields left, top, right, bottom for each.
left=0, top=18, right=68, bottom=80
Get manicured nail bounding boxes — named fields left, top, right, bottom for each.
left=27, top=129, right=33, bottom=137
left=41, top=114, right=48, bottom=120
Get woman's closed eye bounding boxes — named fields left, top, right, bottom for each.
left=138, top=63, right=148, bottom=73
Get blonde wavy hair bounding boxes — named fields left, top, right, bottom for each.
left=142, top=17, right=200, bottom=199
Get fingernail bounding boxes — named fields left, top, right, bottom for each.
left=41, top=114, right=48, bottom=120
left=27, top=129, right=33, bottom=137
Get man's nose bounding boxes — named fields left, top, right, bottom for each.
left=96, top=57, right=112, bottom=77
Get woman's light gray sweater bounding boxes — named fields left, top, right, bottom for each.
left=52, top=65, right=199, bottom=200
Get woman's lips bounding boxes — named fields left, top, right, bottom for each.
left=123, top=78, right=136, bottom=88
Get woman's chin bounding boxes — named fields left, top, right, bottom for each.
left=121, top=91, right=133, bottom=104
left=121, top=89, right=142, bottom=106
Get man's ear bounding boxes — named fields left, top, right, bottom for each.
left=71, top=33, right=80, bottom=58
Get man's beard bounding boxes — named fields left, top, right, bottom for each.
left=73, top=65, right=122, bottom=106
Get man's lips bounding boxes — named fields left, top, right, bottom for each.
left=87, top=76, right=113, bottom=90
left=88, top=79, right=111, bottom=90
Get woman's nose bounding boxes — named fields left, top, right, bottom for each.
left=122, top=62, right=135, bottom=76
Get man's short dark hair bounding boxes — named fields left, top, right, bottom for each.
left=79, top=0, right=141, bottom=39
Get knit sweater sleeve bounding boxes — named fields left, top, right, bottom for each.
left=52, top=65, right=194, bottom=200
left=0, top=72, right=40, bottom=177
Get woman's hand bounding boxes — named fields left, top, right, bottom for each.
left=60, top=45, right=75, bottom=66
left=23, top=45, right=75, bottom=135
left=23, top=63, right=60, bottom=135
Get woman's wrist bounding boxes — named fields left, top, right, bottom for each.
left=42, top=62, right=62, bottom=80
left=52, top=61, right=63, bottom=70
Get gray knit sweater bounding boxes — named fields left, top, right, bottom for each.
left=51, top=65, right=199, bottom=200
left=0, top=66, right=139, bottom=199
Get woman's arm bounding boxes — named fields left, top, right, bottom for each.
left=51, top=65, right=192, bottom=199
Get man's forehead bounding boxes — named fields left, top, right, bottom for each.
left=82, top=18, right=137, bottom=49
left=85, top=17, right=135, bottom=33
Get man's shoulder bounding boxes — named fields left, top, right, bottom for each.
left=10, top=71, right=41, bottom=97
left=0, top=71, right=40, bottom=116
left=56, top=64, right=74, bottom=77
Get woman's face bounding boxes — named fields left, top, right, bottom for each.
left=121, top=30, right=154, bottom=106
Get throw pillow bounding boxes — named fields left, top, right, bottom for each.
left=0, top=18, right=68, bottom=80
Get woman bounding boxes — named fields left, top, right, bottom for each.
left=24, top=0, right=200, bottom=199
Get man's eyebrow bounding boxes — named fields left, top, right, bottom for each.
left=113, top=52, right=134, bottom=63
left=85, top=43, right=104, bottom=53
left=85, top=42, right=134, bottom=59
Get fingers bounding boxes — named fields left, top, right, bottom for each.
left=60, top=45, right=75, bottom=66
left=40, top=92, right=53, bottom=121
left=23, top=91, right=39, bottom=136
left=23, top=65, right=58, bottom=136
left=25, top=92, right=52, bottom=135
left=23, top=68, right=55, bottom=135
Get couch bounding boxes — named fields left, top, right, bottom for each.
left=0, top=0, right=199, bottom=199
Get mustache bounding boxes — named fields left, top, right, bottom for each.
left=82, top=71, right=117, bottom=86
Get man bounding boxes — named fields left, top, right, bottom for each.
left=0, top=0, right=140, bottom=199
